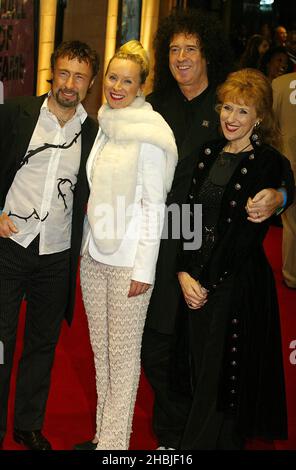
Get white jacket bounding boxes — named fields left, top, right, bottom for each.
left=82, top=98, right=178, bottom=284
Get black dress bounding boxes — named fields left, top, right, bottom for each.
left=180, top=151, right=247, bottom=450
left=178, top=142, right=289, bottom=449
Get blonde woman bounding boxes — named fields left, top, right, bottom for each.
left=74, top=40, right=177, bottom=450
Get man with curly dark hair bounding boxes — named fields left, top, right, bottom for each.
left=141, top=8, right=293, bottom=450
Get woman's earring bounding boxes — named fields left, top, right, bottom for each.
left=251, top=121, right=262, bottom=145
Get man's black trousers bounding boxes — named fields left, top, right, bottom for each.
left=0, top=236, right=69, bottom=439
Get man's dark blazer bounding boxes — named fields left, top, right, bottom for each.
left=0, top=94, right=98, bottom=324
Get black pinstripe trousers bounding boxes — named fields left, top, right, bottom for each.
left=0, top=236, right=70, bottom=439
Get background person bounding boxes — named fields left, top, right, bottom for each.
left=287, top=30, right=296, bottom=70
left=274, top=25, right=288, bottom=48
left=260, top=46, right=291, bottom=82
left=239, top=34, right=270, bottom=70
left=273, top=72, right=296, bottom=289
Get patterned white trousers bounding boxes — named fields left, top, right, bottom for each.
left=80, top=253, right=152, bottom=450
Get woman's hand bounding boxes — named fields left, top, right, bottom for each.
left=128, top=280, right=151, bottom=297
left=177, top=271, right=208, bottom=309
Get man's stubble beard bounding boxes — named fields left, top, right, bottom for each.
left=55, top=89, right=80, bottom=108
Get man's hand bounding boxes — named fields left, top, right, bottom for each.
left=177, top=271, right=208, bottom=309
left=128, top=280, right=151, bottom=297
left=245, top=188, right=284, bottom=223
left=0, top=212, right=18, bottom=237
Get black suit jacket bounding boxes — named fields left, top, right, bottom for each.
left=0, top=94, right=98, bottom=324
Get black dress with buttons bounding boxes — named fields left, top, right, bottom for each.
left=180, top=150, right=247, bottom=281
left=178, top=139, right=292, bottom=449
left=178, top=150, right=249, bottom=449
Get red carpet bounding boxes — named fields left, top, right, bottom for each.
left=2, top=226, right=296, bottom=450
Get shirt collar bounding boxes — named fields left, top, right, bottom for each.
left=41, top=92, right=88, bottom=124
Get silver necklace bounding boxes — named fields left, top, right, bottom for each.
left=56, top=114, right=68, bottom=124
left=56, top=113, right=73, bottom=126
left=50, top=106, right=74, bottom=126
left=223, top=142, right=252, bottom=154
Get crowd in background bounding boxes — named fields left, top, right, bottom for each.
left=231, top=23, right=296, bottom=80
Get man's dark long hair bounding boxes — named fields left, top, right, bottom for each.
left=153, top=9, right=234, bottom=92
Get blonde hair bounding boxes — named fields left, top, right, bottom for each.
left=216, top=68, right=282, bottom=150
left=107, top=40, right=149, bottom=84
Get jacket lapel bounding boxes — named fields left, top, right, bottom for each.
left=73, top=116, right=98, bottom=203
left=14, top=95, right=47, bottom=168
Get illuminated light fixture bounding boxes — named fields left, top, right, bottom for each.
left=260, top=0, right=274, bottom=4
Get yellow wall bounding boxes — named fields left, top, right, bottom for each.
left=103, top=0, right=119, bottom=76
left=62, top=0, right=108, bottom=118
left=36, top=0, right=57, bottom=96
left=140, top=0, right=160, bottom=95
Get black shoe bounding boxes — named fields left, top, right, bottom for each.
left=13, top=429, right=52, bottom=450
left=73, top=440, right=97, bottom=450
left=157, top=445, right=176, bottom=450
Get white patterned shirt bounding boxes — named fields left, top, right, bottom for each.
left=3, top=96, right=87, bottom=254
